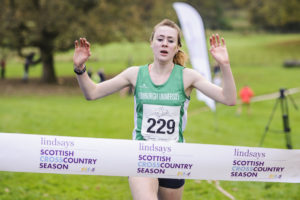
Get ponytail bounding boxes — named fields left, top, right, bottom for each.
left=173, top=49, right=188, bottom=67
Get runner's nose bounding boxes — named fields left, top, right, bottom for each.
left=162, top=39, right=168, bottom=46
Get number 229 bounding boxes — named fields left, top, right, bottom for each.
left=146, top=118, right=175, bottom=134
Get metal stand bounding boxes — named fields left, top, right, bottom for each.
left=259, top=89, right=298, bottom=149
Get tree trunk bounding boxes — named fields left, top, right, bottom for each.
left=40, top=47, right=57, bottom=83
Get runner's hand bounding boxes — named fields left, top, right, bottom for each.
left=209, top=34, right=229, bottom=66
left=73, top=38, right=91, bottom=69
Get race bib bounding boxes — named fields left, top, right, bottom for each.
left=141, top=104, right=180, bottom=141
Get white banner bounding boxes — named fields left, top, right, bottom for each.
left=173, top=2, right=216, bottom=111
left=0, top=133, right=300, bottom=183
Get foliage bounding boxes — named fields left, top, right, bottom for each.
left=185, top=0, right=233, bottom=30
left=233, top=0, right=300, bottom=31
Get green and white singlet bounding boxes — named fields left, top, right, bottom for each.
left=133, top=64, right=190, bottom=143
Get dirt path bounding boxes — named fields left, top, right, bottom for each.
left=0, top=77, right=82, bottom=96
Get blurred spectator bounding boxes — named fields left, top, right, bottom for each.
left=87, top=68, right=93, bottom=78
left=120, top=86, right=133, bottom=97
left=22, top=52, right=35, bottom=82
left=0, top=58, right=5, bottom=79
left=88, top=67, right=106, bottom=83
left=213, top=64, right=222, bottom=87
left=237, top=85, right=254, bottom=115
left=97, top=68, right=106, bottom=82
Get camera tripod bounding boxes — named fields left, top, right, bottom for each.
left=259, top=88, right=298, bottom=149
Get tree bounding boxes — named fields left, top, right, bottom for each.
left=0, top=0, right=99, bottom=83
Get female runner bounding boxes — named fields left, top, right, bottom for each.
left=73, top=19, right=236, bottom=200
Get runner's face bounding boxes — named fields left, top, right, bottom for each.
left=151, top=26, right=179, bottom=63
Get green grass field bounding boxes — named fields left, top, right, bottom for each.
left=1, top=32, right=300, bottom=199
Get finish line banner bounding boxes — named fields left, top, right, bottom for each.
left=0, top=133, right=300, bottom=183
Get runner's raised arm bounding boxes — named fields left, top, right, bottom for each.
left=73, top=38, right=138, bottom=100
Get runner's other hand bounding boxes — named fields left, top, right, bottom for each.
left=209, top=34, right=229, bottom=66
left=73, top=38, right=91, bottom=69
